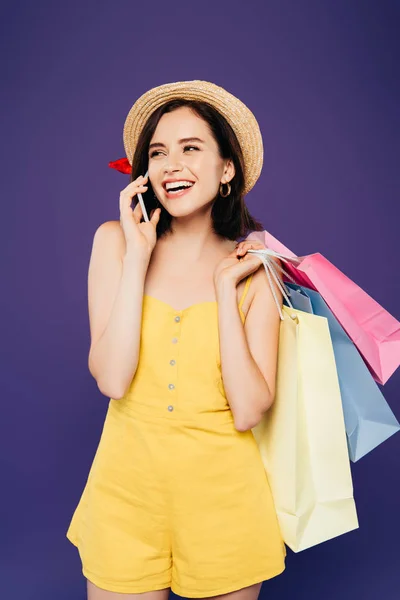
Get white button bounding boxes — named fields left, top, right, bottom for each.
left=172, top=337, right=178, bottom=344
left=168, top=383, right=175, bottom=390
left=175, top=316, right=181, bottom=322
left=168, top=405, right=174, bottom=411
left=170, top=359, right=176, bottom=366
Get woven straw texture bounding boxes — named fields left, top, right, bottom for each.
left=122, top=80, right=263, bottom=195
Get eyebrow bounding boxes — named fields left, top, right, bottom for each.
left=148, top=137, right=205, bottom=150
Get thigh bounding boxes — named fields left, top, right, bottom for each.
left=203, top=582, right=262, bottom=600
left=87, top=580, right=171, bottom=600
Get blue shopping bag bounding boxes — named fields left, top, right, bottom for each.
left=284, top=283, right=400, bottom=462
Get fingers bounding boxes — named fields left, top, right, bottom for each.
left=120, top=175, right=149, bottom=202
left=119, top=174, right=149, bottom=221
left=150, top=207, right=161, bottom=222
left=121, top=175, right=149, bottom=198
left=235, top=240, right=265, bottom=257
left=131, top=174, right=148, bottom=185
left=132, top=200, right=144, bottom=224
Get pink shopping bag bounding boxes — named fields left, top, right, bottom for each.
left=246, top=230, right=400, bottom=385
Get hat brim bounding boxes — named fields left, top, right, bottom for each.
left=123, top=80, right=263, bottom=195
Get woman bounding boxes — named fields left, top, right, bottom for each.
left=66, top=80, right=286, bottom=600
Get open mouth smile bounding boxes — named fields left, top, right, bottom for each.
left=162, top=180, right=196, bottom=198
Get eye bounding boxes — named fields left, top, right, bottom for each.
left=149, top=145, right=199, bottom=158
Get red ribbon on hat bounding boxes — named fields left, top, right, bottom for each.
left=108, top=158, right=131, bottom=174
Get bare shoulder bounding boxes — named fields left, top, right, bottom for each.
left=248, top=256, right=284, bottom=308
left=92, top=219, right=126, bottom=259
left=87, top=221, right=126, bottom=361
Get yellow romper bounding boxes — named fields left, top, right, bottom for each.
left=66, top=273, right=286, bottom=597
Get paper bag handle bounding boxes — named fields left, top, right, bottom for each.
left=247, top=248, right=299, bottom=320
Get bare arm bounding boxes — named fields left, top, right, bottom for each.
left=87, top=174, right=161, bottom=399
left=215, top=247, right=283, bottom=432
left=87, top=221, right=149, bottom=399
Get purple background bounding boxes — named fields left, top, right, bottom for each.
left=2, top=1, right=399, bottom=598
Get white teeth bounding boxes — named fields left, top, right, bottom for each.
left=165, top=180, right=194, bottom=191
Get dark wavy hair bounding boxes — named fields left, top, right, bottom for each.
left=129, top=99, right=264, bottom=241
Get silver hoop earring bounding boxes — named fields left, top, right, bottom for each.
left=219, top=182, right=231, bottom=198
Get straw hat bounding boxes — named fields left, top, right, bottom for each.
left=112, top=80, right=263, bottom=195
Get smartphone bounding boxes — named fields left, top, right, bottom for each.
left=136, top=170, right=150, bottom=222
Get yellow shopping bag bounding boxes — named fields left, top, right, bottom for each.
left=250, top=249, right=359, bottom=552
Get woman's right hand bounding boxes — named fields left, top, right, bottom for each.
left=119, top=174, right=161, bottom=262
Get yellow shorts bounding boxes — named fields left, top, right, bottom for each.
left=66, top=401, right=286, bottom=597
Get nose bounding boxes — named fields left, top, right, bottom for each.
left=164, top=161, right=183, bottom=175
left=162, top=149, right=184, bottom=174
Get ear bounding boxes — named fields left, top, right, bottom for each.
left=221, top=158, right=235, bottom=184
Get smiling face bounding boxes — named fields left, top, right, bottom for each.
left=147, top=106, right=235, bottom=217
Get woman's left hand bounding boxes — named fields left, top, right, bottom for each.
left=213, top=240, right=267, bottom=289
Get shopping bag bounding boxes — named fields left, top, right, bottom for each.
left=249, top=250, right=359, bottom=552
left=285, top=283, right=400, bottom=462
left=246, top=229, right=400, bottom=385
